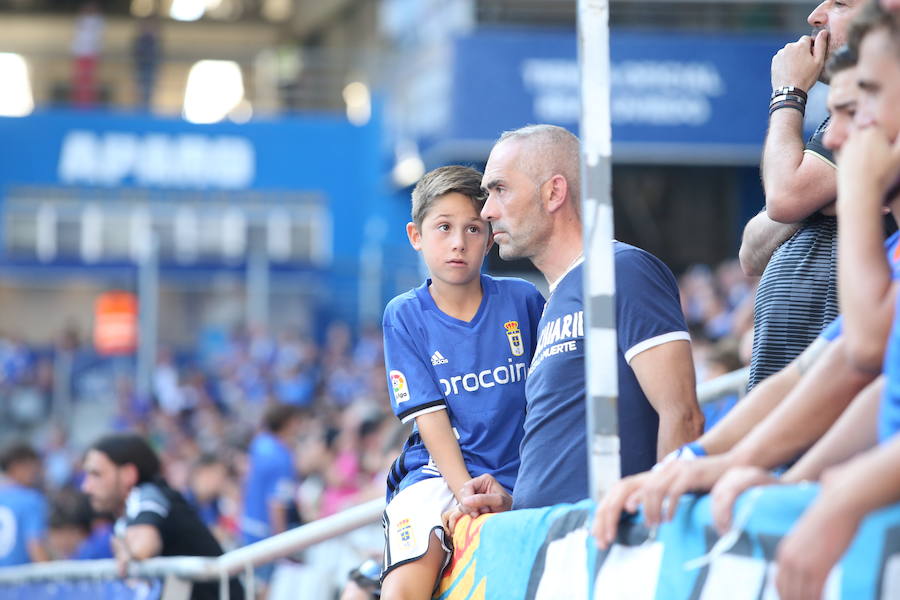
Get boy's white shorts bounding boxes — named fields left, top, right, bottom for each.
left=381, top=477, right=456, bottom=581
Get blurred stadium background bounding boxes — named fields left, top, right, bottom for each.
left=0, top=0, right=824, bottom=597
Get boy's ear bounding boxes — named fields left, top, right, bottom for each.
left=406, top=222, right=422, bottom=251
left=483, top=232, right=494, bottom=256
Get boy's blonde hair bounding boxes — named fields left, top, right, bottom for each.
left=410, top=165, right=486, bottom=228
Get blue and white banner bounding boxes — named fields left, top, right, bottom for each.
left=413, top=28, right=828, bottom=165
left=440, top=485, right=900, bottom=599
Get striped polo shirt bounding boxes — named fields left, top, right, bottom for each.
left=748, top=119, right=837, bottom=390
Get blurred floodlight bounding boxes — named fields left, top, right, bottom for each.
left=262, top=0, right=291, bottom=22
left=183, top=60, right=244, bottom=124
left=130, top=0, right=154, bottom=17
left=170, top=0, right=207, bottom=22
left=392, top=141, right=425, bottom=188
left=343, top=81, right=371, bottom=126
left=0, top=53, right=34, bottom=117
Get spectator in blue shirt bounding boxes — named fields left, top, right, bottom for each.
left=0, top=442, right=49, bottom=566
left=240, top=404, right=304, bottom=546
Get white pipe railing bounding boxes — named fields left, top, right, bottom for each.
left=0, top=497, right=385, bottom=585
left=696, top=366, right=749, bottom=404
left=0, top=368, right=748, bottom=591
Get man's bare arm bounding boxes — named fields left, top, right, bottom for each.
left=835, top=128, right=900, bottom=371
left=727, top=338, right=875, bottom=470
left=761, top=32, right=836, bottom=224
left=629, top=340, right=704, bottom=459
left=738, top=211, right=801, bottom=276
left=785, top=375, right=884, bottom=483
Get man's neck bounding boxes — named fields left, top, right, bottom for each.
left=534, top=240, right=584, bottom=288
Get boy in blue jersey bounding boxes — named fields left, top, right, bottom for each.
left=0, top=443, right=48, bottom=566
left=380, top=165, right=543, bottom=598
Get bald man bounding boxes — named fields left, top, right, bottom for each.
left=447, top=125, right=703, bottom=518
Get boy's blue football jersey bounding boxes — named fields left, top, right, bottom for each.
left=383, top=274, right=544, bottom=499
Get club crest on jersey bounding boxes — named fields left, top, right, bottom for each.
left=389, top=370, right=410, bottom=404
left=397, top=518, right=415, bottom=548
left=504, top=321, right=524, bottom=356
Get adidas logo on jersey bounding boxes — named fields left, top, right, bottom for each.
left=431, top=351, right=449, bottom=366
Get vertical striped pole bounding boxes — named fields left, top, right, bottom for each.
left=578, top=0, right=620, bottom=501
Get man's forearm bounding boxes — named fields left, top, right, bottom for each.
left=837, top=178, right=895, bottom=371
left=784, top=376, right=883, bottom=483
left=739, top=211, right=801, bottom=276
left=697, top=362, right=801, bottom=455
left=729, top=339, right=875, bottom=469
left=657, top=408, right=704, bottom=458
left=761, top=112, right=837, bottom=223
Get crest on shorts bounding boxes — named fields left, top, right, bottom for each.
left=397, top=518, right=415, bottom=548
left=504, top=321, right=524, bottom=356
left=390, top=370, right=410, bottom=404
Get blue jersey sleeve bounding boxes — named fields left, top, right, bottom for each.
left=818, top=316, right=843, bottom=342
left=614, top=247, right=690, bottom=363
left=21, top=492, right=47, bottom=543
left=383, top=299, right=447, bottom=424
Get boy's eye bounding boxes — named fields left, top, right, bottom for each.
left=467, top=225, right=481, bottom=234
left=437, top=223, right=450, bottom=231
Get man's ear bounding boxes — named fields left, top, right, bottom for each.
left=121, top=463, right=139, bottom=489
left=406, top=222, right=422, bottom=251
left=544, top=174, right=569, bottom=213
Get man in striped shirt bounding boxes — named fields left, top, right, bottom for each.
left=739, top=0, right=863, bottom=389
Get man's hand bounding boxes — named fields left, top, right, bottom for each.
left=632, top=455, right=732, bottom=527
left=111, top=536, right=131, bottom=577
left=771, top=30, right=828, bottom=92
left=710, top=466, right=779, bottom=535
left=457, top=473, right=512, bottom=517
left=592, top=472, right=650, bottom=549
left=442, top=473, right=512, bottom=538
left=837, top=125, right=900, bottom=203
left=775, top=495, right=859, bottom=600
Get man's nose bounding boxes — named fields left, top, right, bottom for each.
left=481, top=195, right=497, bottom=221
left=808, top=0, right=828, bottom=28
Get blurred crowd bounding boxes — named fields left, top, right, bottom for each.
left=0, top=259, right=754, bottom=594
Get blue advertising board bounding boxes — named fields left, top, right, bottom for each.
left=429, top=28, right=827, bottom=164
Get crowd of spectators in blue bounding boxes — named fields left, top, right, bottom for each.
left=0, top=260, right=755, bottom=568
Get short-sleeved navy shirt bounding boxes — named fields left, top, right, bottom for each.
left=512, top=242, right=690, bottom=509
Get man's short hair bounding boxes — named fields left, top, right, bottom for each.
left=849, top=0, right=900, bottom=55
left=90, top=433, right=161, bottom=484
left=496, top=124, right=581, bottom=214
left=0, top=442, right=39, bottom=472
left=410, top=165, right=485, bottom=228
left=825, top=45, right=858, bottom=80
left=262, top=403, right=304, bottom=434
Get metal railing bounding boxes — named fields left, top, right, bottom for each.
left=0, top=367, right=749, bottom=597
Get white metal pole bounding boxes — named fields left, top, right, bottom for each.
left=578, top=0, right=620, bottom=502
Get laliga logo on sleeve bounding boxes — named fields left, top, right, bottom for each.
left=390, top=370, right=410, bottom=403
left=504, top=321, right=524, bottom=357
